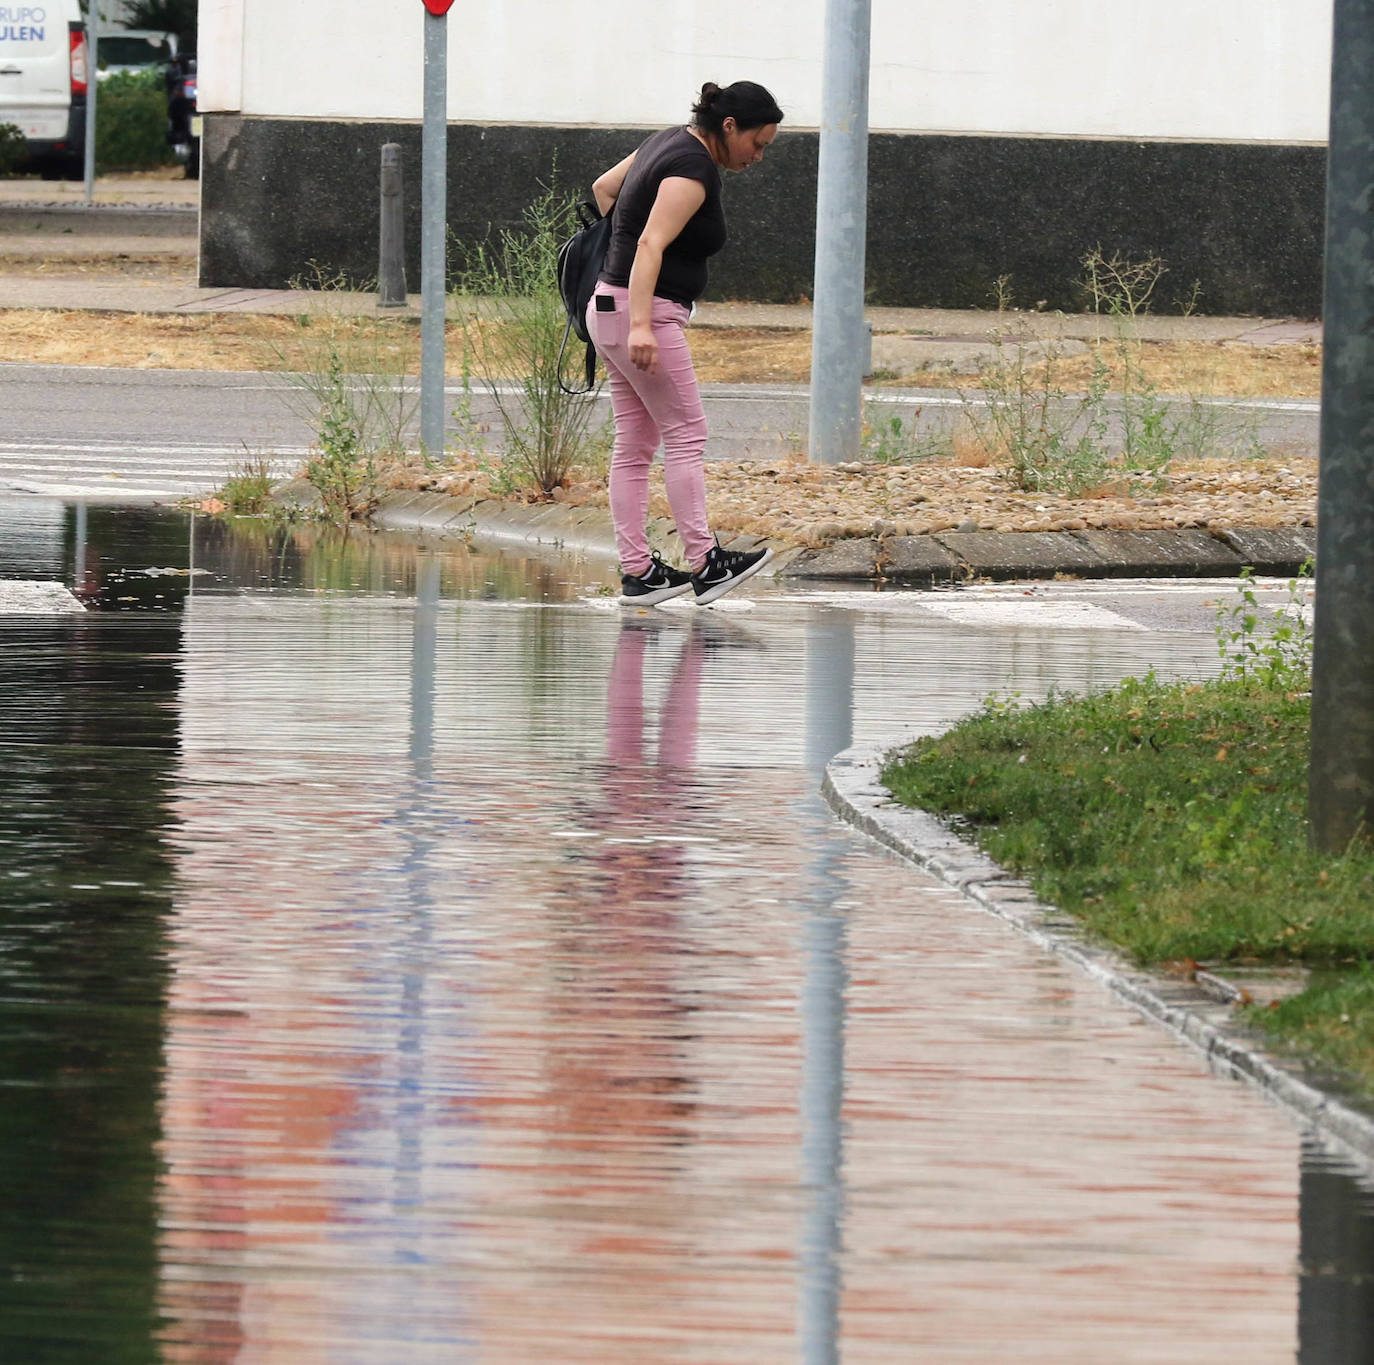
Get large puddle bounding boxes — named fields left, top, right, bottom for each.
left=1, top=500, right=1368, bottom=1363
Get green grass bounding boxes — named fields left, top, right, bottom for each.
left=880, top=668, right=1374, bottom=1090
left=215, top=457, right=277, bottom=516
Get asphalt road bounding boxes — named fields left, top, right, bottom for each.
left=0, top=361, right=1320, bottom=499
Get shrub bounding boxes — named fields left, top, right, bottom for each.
left=95, top=70, right=174, bottom=172
left=450, top=182, right=606, bottom=495
left=0, top=123, right=26, bottom=175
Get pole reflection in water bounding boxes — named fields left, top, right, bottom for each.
left=393, top=553, right=441, bottom=1275
left=1299, top=1139, right=1374, bottom=1363
left=805, top=609, right=856, bottom=775
left=799, top=610, right=856, bottom=1365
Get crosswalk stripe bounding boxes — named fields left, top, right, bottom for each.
left=0, top=441, right=309, bottom=501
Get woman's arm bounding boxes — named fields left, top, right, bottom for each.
left=592, top=152, right=636, bottom=216
left=627, top=176, right=707, bottom=373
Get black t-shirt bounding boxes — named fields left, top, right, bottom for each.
left=599, top=125, right=726, bottom=307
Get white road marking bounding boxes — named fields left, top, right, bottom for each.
left=0, top=441, right=308, bottom=500
left=0, top=580, right=85, bottom=613
left=912, top=597, right=1148, bottom=631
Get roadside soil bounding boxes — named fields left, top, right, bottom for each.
left=383, top=451, right=1316, bottom=548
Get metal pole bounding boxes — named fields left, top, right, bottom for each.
left=807, top=0, right=872, bottom=465
left=82, top=2, right=99, bottom=203
left=419, top=12, right=447, bottom=455
left=379, top=142, right=407, bottom=308
left=1309, top=0, right=1374, bottom=852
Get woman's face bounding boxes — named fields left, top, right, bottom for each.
left=719, top=119, right=778, bottom=172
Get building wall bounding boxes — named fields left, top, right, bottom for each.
left=196, top=0, right=1332, bottom=315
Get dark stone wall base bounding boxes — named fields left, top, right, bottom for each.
left=201, top=115, right=1325, bottom=316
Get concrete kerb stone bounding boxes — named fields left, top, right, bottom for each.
left=784, top=537, right=882, bottom=580
left=879, top=535, right=966, bottom=584
left=932, top=530, right=1112, bottom=579
left=1216, top=526, right=1318, bottom=575
left=372, top=491, right=476, bottom=533
left=1067, top=528, right=1245, bottom=577
left=822, top=742, right=1374, bottom=1171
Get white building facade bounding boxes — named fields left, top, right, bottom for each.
left=195, top=0, right=1333, bottom=314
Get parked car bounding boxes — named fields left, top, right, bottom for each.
left=96, top=28, right=177, bottom=80
left=0, top=0, right=88, bottom=177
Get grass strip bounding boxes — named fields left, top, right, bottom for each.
left=880, top=671, right=1374, bottom=1091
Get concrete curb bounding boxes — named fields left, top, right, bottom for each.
left=822, top=742, right=1374, bottom=1168
left=366, top=488, right=1317, bottom=583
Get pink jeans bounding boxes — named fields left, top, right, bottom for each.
left=587, top=283, right=713, bottom=575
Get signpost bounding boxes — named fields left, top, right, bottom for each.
left=81, top=2, right=99, bottom=204
left=419, top=0, right=454, bottom=455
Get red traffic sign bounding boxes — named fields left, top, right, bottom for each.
left=422, top=0, right=454, bottom=11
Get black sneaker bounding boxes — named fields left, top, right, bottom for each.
left=690, top=542, right=775, bottom=605
left=618, top=553, right=693, bottom=606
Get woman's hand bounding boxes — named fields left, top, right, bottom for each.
left=628, top=323, right=659, bottom=373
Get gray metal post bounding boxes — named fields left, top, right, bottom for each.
left=1309, top=0, right=1374, bottom=852
left=807, top=0, right=872, bottom=465
left=81, top=2, right=99, bottom=202
left=419, top=13, right=447, bottom=455
left=379, top=143, right=407, bottom=308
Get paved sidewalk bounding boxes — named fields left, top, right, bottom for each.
left=0, top=172, right=198, bottom=208
left=0, top=268, right=1326, bottom=346
left=0, top=175, right=1323, bottom=345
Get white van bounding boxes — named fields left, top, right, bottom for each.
left=0, top=0, right=88, bottom=175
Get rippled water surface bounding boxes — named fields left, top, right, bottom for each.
left=2, top=503, right=1371, bottom=1363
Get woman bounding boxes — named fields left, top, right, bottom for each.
left=588, top=80, right=783, bottom=606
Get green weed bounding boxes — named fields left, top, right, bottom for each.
left=860, top=409, right=952, bottom=465
left=262, top=265, right=418, bottom=523
left=964, top=249, right=1268, bottom=497
left=215, top=454, right=277, bottom=516
left=1216, top=563, right=1314, bottom=687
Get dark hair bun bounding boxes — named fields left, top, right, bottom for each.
left=690, top=80, right=784, bottom=136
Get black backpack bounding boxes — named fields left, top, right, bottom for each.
left=556, top=200, right=613, bottom=395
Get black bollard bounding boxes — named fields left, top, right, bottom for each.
left=378, top=143, right=407, bottom=309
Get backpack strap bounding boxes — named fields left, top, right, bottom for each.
left=556, top=314, right=598, bottom=396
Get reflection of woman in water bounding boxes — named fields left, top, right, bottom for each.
left=544, top=617, right=765, bottom=1169
left=588, top=81, right=784, bottom=607
left=536, top=616, right=707, bottom=1293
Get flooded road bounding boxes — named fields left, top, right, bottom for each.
left=1, top=502, right=1370, bottom=1363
